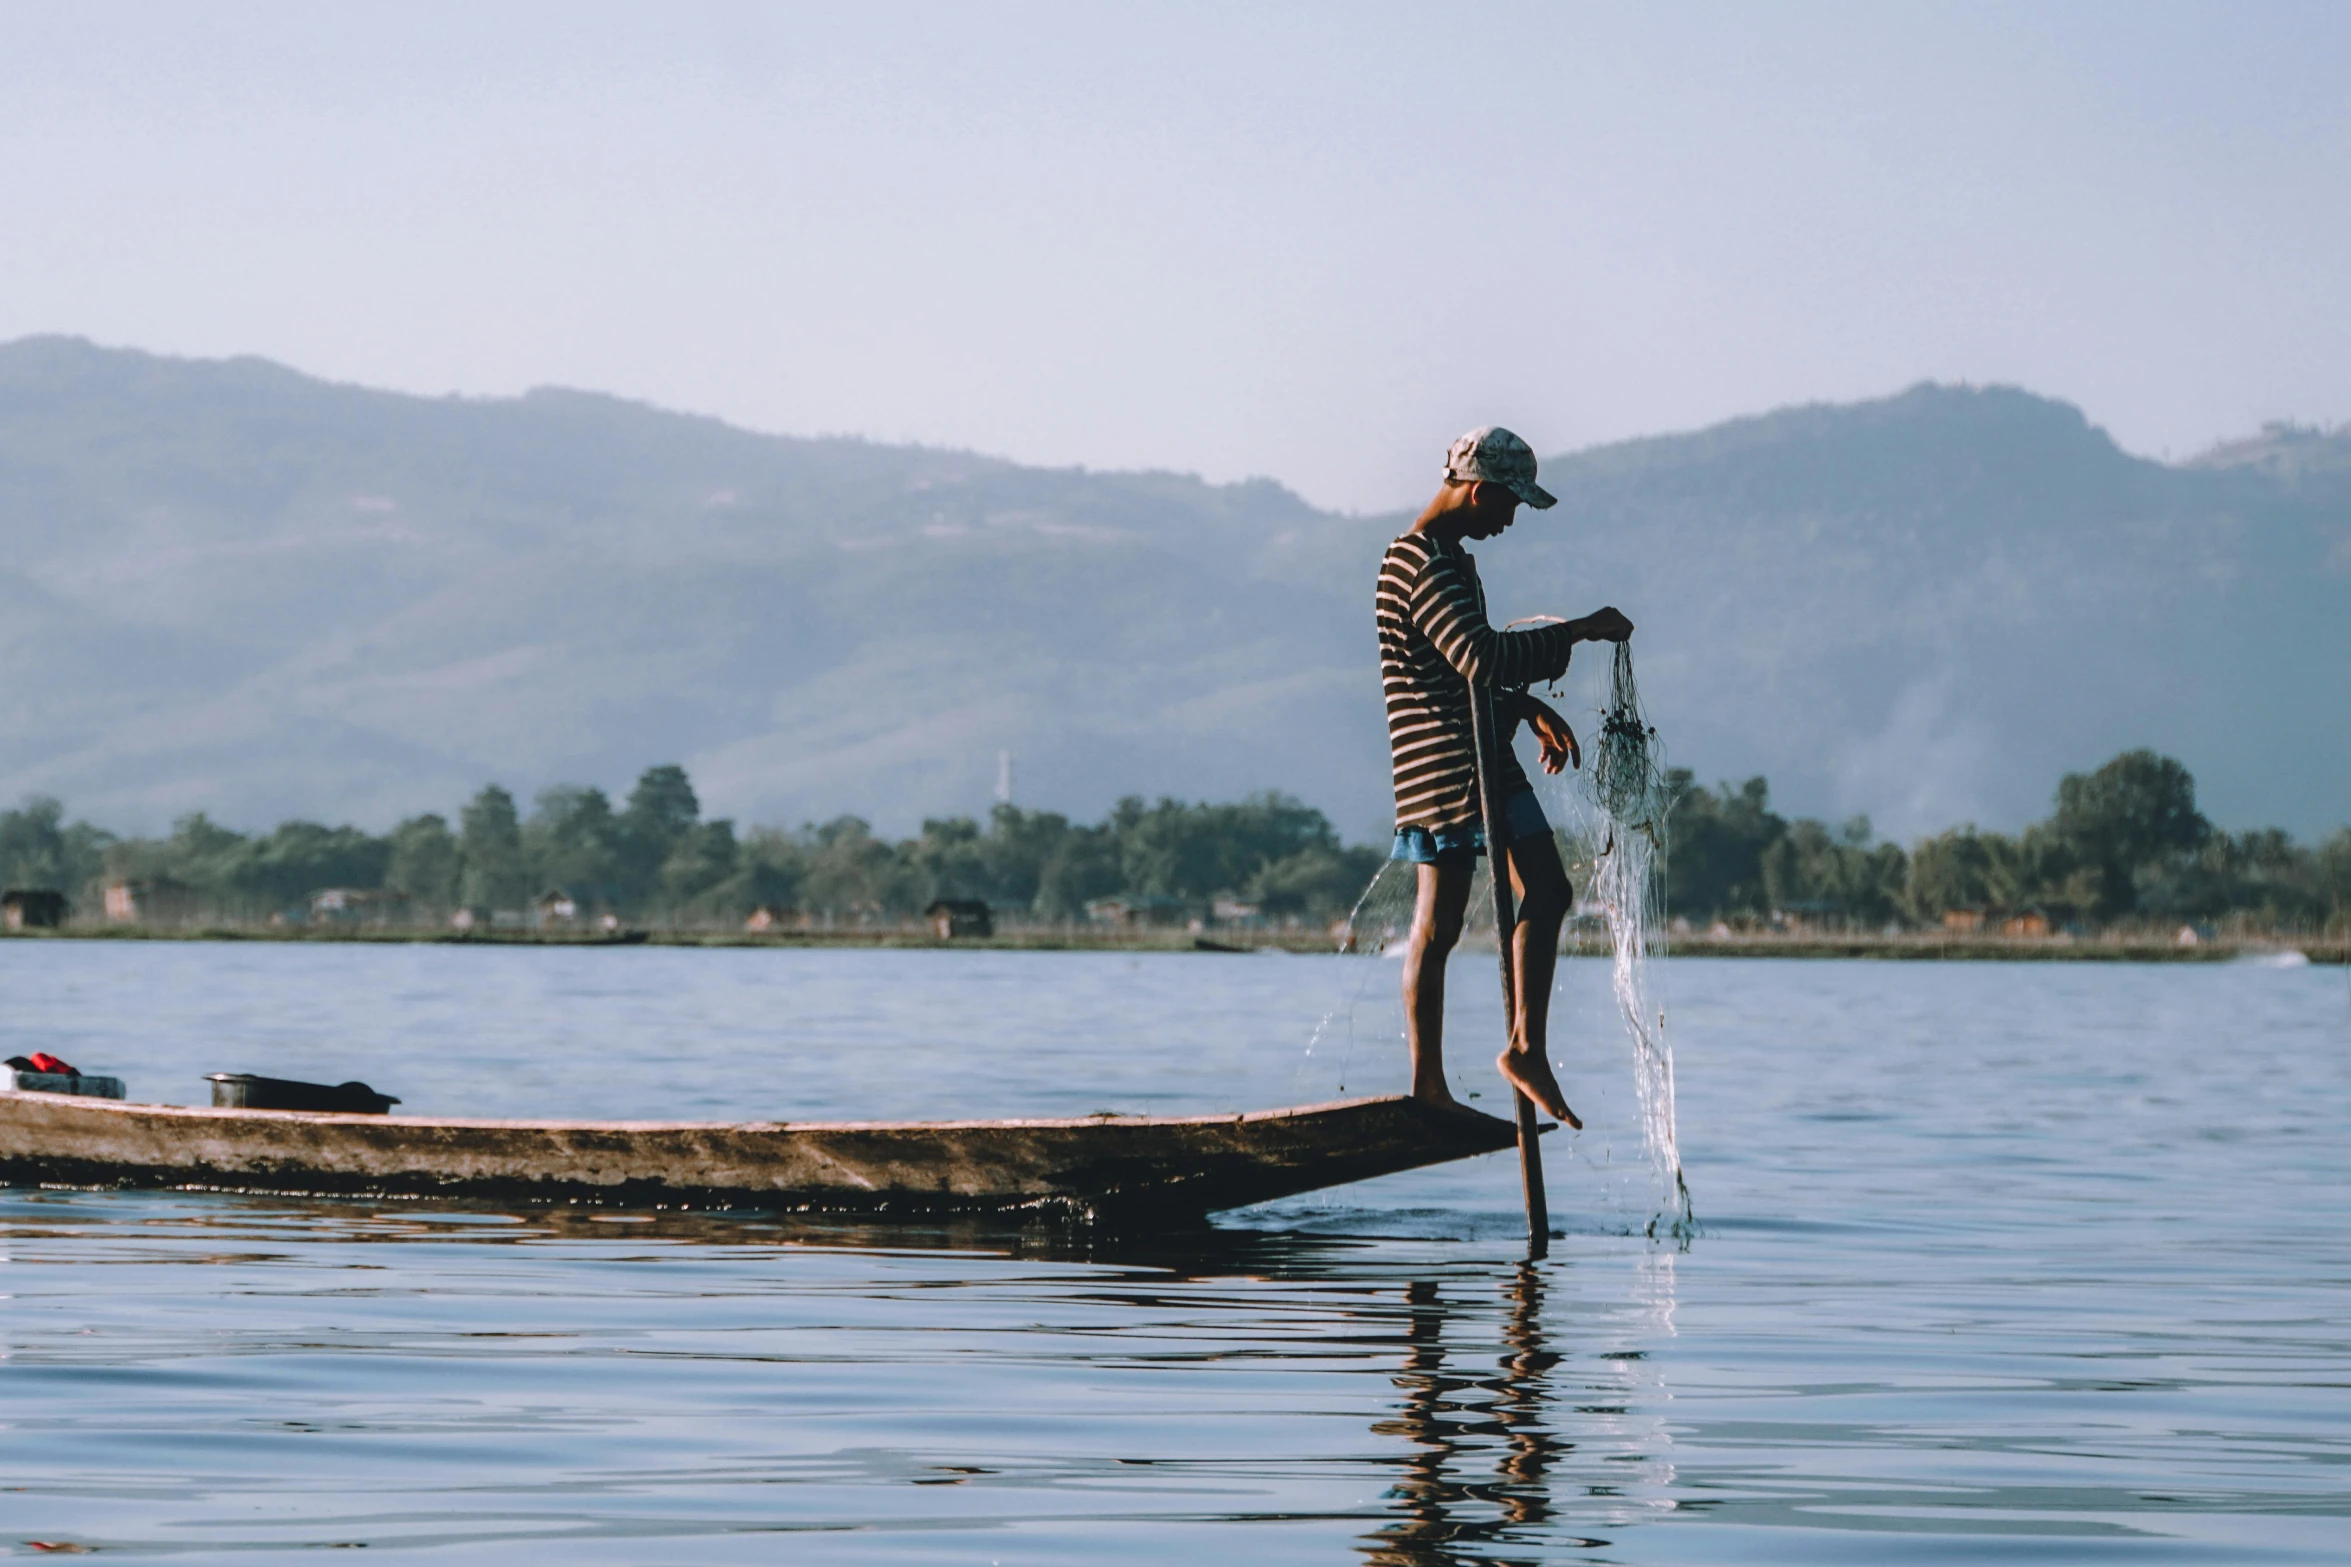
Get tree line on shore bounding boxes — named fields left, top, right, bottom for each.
left=1669, top=750, right=2350, bottom=933
left=0, top=749, right=2343, bottom=932
left=0, top=767, right=1384, bottom=927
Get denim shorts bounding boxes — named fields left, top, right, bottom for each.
left=1390, top=790, right=1550, bottom=863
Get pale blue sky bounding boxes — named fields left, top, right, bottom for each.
left=3, top=1, right=2345, bottom=509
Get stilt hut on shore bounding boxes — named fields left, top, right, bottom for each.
left=2, top=889, right=67, bottom=930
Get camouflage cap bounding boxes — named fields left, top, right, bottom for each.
left=1444, top=426, right=1557, bottom=510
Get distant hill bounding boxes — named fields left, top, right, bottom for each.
left=1, top=337, right=2344, bottom=841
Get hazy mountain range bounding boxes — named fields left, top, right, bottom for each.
left=1, top=336, right=2344, bottom=843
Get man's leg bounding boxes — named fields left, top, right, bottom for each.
left=1496, top=833, right=1582, bottom=1129
left=1403, top=856, right=1474, bottom=1107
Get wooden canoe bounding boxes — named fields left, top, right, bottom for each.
left=0, top=1090, right=1521, bottom=1219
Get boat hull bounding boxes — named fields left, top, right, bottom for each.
left=0, top=1091, right=1520, bottom=1218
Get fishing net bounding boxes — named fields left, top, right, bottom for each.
left=1592, top=642, right=1671, bottom=834
left=1548, top=642, right=1693, bottom=1238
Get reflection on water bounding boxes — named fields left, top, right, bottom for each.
left=1362, top=1255, right=1692, bottom=1564
left=0, top=1186, right=1702, bottom=1562
left=1367, top=1270, right=1569, bottom=1564
left=4, top=949, right=2350, bottom=1562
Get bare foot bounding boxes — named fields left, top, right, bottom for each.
left=1411, top=1080, right=1469, bottom=1114
left=1497, top=1049, right=1582, bottom=1130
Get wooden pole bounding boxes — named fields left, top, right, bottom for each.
left=1469, top=678, right=1549, bottom=1257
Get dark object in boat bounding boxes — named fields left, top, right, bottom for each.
left=8, top=1052, right=78, bottom=1076
left=0, top=1093, right=1521, bottom=1220
left=6, top=1053, right=126, bottom=1099
left=206, top=1073, right=401, bottom=1115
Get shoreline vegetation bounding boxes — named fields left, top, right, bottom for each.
left=2, top=750, right=2344, bottom=954
left=2, top=921, right=2342, bottom=965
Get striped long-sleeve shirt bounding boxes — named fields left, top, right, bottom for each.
left=1376, top=531, right=1577, bottom=832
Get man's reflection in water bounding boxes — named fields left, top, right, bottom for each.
left=1362, top=1266, right=1571, bottom=1566
left=1492, top=1266, right=1560, bottom=1529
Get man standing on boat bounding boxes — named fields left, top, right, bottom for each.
left=1375, top=426, right=1632, bottom=1128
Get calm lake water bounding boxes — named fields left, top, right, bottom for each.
left=2, top=942, right=2347, bottom=1563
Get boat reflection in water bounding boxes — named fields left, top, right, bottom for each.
left=500, top=1210, right=1687, bottom=1558
left=0, top=1187, right=1685, bottom=1558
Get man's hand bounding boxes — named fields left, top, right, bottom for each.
left=1526, top=694, right=1581, bottom=774
left=1571, top=606, right=1634, bottom=643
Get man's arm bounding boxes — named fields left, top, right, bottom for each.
left=1496, top=689, right=1582, bottom=773
left=1521, top=691, right=1581, bottom=773
left=1410, top=552, right=1575, bottom=688
left=1410, top=552, right=1634, bottom=687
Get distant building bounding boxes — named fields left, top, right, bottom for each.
left=536, top=889, right=579, bottom=927
left=2001, top=907, right=2053, bottom=939
left=1941, top=907, right=1986, bottom=935
left=1210, top=897, right=1262, bottom=926
left=448, top=905, right=528, bottom=932
left=744, top=905, right=795, bottom=933
left=2, top=889, right=68, bottom=930
left=924, top=899, right=994, bottom=939
left=103, top=878, right=196, bottom=925
left=1084, top=894, right=1190, bottom=929
left=309, top=887, right=413, bottom=925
